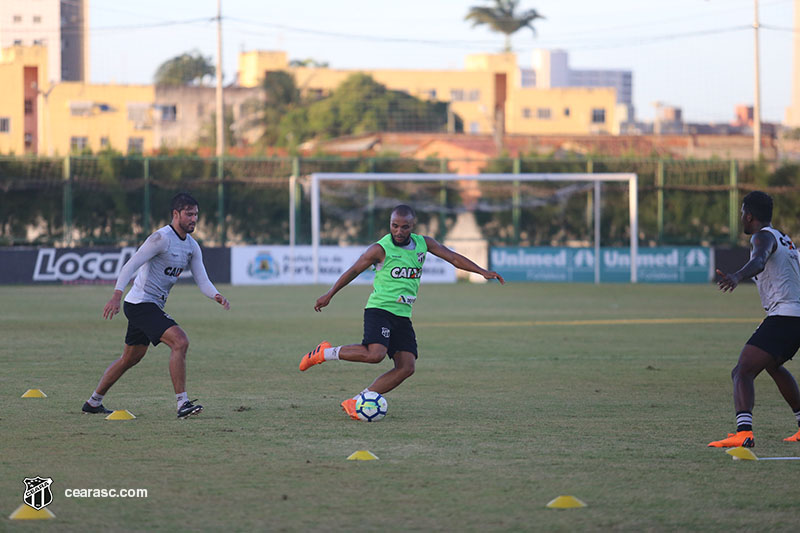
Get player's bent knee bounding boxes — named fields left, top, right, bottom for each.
left=364, top=346, right=387, bottom=364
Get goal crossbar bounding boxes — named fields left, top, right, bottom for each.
left=308, top=172, right=639, bottom=283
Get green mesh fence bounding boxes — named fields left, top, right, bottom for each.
left=1, top=155, right=798, bottom=247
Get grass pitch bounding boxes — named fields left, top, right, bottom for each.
left=2, top=282, right=800, bottom=531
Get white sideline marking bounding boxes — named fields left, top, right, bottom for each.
left=425, top=318, right=760, bottom=328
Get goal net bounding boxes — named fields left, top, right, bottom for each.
left=306, top=173, right=639, bottom=283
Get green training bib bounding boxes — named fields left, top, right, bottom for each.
left=365, top=233, right=427, bottom=318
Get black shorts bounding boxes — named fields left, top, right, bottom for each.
left=123, top=302, right=178, bottom=347
left=746, top=315, right=800, bottom=364
left=362, top=308, right=418, bottom=359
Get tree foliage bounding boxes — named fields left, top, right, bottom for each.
left=276, top=73, right=455, bottom=147
left=154, top=50, right=215, bottom=86
left=465, top=0, right=544, bottom=52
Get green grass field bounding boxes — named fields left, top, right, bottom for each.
left=2, top=282, right=800, bottom=531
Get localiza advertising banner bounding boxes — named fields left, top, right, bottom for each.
left=491, top=246, right=713, bottom=283
left=231, top=245, right=456, bottom=285
left=0, top=247, right=231, bottom=284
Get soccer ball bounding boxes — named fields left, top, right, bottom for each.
left=355, top=391, right=388, bottom=422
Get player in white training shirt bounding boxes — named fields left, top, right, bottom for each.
left=82, top=193, right=230, bottom=418
left=709, top=191, right=800, bottom=448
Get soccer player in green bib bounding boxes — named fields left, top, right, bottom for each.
left=299, top=204, right=505, bottom=419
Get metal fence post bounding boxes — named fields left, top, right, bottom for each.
left=217, top=155, right=225, bottom=246
left=729, top=160, right=739, bottom=244
left=143, top=157, right=151, bottom=237
left=657, top=159, right=665, bottom=243
left=62, top=156, right=72, bottom=247
left=367, top=158, right=376, bottom=240
left=512, top=157, right=521, bottom=244
left=438, top=159, right=448, bottom=241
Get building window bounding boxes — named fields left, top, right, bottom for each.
left=591, top=108, right=606, bottom=124
left=13, top=15, right=22, bottom=23
left=69, top=101, right=93, bottom=117
left=24, top=99, right=33, bottom=115
left=450, top=89, right=465, bottom=102
left=537, top=108, right=551, bottom=120
left=469, top=121, right=480, bottom=134
left=128, top=137, right=144, bottom=153
left=13, top=39, right=23, bottom=46
left=33, top=39, right=45, bottom=46
left=160, top=105, right=177, bottom=122
left=24, top=133, right=33, bottom=148
left=70, top=136, right=88, bottom=152
left=564, top=107, right=571, bottom=117
left=426, top=89, right=437, bottom=99
left=522, top=107, right=531, bottom=119
left=100, top=137, right=110, bottom=148
left=128, top=103, right=152, bottom=129
left=33, top=15, right=42, bottom=23
left=467, top=89, right=480, bottom=101
left=0, top=118, right=9, bottom=133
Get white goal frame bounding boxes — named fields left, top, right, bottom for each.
left=307, top=173, right=639, bottom=284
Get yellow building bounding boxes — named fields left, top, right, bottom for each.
left=506, top=87, right=618, bottom=135
left=0, top=44, right=154, bottom=155
left=237, top=49, right=619, bottom=136
left=0, top=45, right=48, bottom=155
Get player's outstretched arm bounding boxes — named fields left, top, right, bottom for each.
left=315, top=244, right=385, bottom=312
left=103, top=233, right=167, bottom=319
left=103, top=290, right=124, bottom=319
left=716, top=230, right=776, bottom=292
left=190, top=241, right=230, bottom=310
left=424, top=236, right=505, bottom=284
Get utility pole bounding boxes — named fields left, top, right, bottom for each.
left=753, top=0, right=762, bottom=160
left=215, top=0, right=226, bottom=245
left=215, top=0, right=224, bottom=158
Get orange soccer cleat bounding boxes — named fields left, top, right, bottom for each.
left=783, top=428, right=800, bottom=442
left=341, top=398, right=359, bottom=420
left=299, top=341, right=331, bottom=371
left=708, top=430, right=754, bottom=448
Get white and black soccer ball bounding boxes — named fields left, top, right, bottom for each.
left=355, top=391, right=388, bottom=422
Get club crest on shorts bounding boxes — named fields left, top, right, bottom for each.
left=23, top=476, right=53, bottom=510
left=381, top=327, right=390, bottom=338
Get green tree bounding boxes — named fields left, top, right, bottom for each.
left=277, top=73, right=456, bottom=146
left=154, top=50, right=215, bottom=86
left=260, top=71, right=303, bottom=146
left=465, top=0, right=544, bottom=52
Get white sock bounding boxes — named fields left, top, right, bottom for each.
left=176, top=392, right=188, bottom=410
left=323, top=346, right=341, bottom=361
left=353, top=388, right=372, bottom=400
left=87, top=391, right=104, bottom=407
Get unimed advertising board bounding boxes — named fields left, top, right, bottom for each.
left=491, top=247, right=713, bottom=283
left=231, top=245, right=456, bottom=285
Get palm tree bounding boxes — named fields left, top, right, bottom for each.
left=465, top=0, right=544, bottom=52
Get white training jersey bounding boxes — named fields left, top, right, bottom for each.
left=752, top=226, right=800, bottom=317
left=115, top=225, right=219, bottom=308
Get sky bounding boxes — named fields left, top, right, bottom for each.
left=90, top=0, right=797, bottom=123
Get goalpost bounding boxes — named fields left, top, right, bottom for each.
left=306, top=173, right=639, bottom=284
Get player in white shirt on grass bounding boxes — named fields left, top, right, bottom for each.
left=82, top=193, right=230, bottom=419
left=709, top=191, right=800, bottom=448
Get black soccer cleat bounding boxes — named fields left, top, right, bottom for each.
left=82, top=402, right=113, bottom=414
left=177, top=399, right=203, bottom=419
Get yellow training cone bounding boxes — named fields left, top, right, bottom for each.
left=21, top=389, right=47, bottom=398
left=9, top=504, right=55, bottom=520
left=105, top=410, right=136, bottom=420
left=347, top=450, right=379, bottom=461
left=546, top=495, right=587, bottom=509
left=726, top=447, right=759, bottom=461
